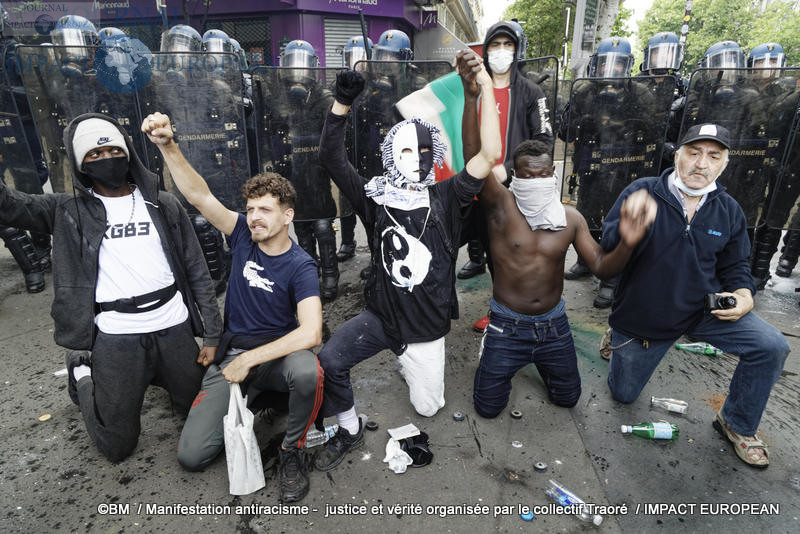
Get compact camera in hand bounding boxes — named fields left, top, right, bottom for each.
left=705, top=293, right=737, bottom=311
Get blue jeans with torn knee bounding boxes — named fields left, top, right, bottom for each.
left=607, top=310, right=789, bottom=435
left=473, top=299, right=581, bottom=417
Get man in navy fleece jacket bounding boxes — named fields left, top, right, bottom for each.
left=601, top=123, right=789, bottom=468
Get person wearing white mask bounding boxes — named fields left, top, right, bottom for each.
left=600, top=123, right=790, bottom=468
left=458, top=20, right=554, bottom=336
left=312, top=62, right=501, bottom=472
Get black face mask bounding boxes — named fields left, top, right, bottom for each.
left=83, top=157, right=130, bottom=190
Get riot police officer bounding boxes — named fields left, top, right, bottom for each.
left=349, top=30, right=416, bottom=281
left=336, top=35, right=373, bottom=264
left=0, top=5, right=51, bottom=292
left=561, top=38, right=633, bottom=282
left=153, top=26, right=231, bottom=293
left=560, top=37, right=660, bottom=308
left=231, top=38, right=260, bottom=179
left=689, top=42, right=766, bottom=253
left=638, top=31, right=686, bottom=172
left=278, top=40, right=339, bottom=299
left=50, top=14, right=99, bottom=77
left=745, top=43, right=800, bottom=286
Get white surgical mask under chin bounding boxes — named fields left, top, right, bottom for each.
left=673, top=171, right=717, bottom=197
left=488, top=49, right=514, bottom=74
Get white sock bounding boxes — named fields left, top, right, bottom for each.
left=73, top=365, right=91, bottom=382
left=336, top=407, right=360, bottom=435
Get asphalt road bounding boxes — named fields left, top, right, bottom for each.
left=1, top=224, right=798, bottom=533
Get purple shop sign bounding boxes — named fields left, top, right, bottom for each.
left=420, top=9, right=437, bottom=29
left=296, top=0, right=404, bottom=17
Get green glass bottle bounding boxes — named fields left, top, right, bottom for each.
left=675, top=341, right=722, bottom=356
left=621, top=422, right=679, bottom=440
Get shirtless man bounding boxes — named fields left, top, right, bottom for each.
left=457, top=51, right=657, bottom=416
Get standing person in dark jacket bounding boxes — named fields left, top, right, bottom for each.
left=0, top=114, right=223, bottom=463
left=312, top=63, right=501, bottom=472
left=457, top=20, right=554, bottom=333
left=602, top=123, right=789, bottom=468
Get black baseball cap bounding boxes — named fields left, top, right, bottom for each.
left=679, top=123, right=731, bottom=150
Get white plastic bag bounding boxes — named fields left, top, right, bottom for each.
left=223, top=383, right=265, bottom=495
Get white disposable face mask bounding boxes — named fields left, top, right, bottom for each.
left=488, top=49, right=514, bottom=74
left=673, top=172, right=717, bottom=197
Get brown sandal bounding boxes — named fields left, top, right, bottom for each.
left=599, top=328, right=612, bottom=360
left=713, top=412, right=769, bottom=468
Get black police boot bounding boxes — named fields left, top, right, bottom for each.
left=593, top=277, right=617, bottom=309
left=750, top=226, right=781, bottom=289
left=776, top=228, right=800, bottom=278
left=294, top=221, right=319, bottom=265
left=338, top=212, right=356, bottom=262
left=192, top=214, right=229, bottom=295
left=316, top=219, right=339, bottom=300
left=336, top=240, right=356, bottom=262
left=1, top=225, right=45, bottom=293
left=457, top=239, right=486, bottom=279
left=565, top=257, right=591, bottom=280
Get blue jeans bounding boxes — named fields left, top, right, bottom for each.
left=608, top=311, right=790, bottom=435
left=473, top=299, right=581, bottom=417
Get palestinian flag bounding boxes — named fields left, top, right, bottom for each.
left=396, top=71, right=465, bottom=182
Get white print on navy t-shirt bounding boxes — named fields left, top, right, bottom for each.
left=381, top=224, right=432, bottom=291
left=243, top=260, right=275, bottom=292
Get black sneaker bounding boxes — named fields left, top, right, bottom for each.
left=65, top=351, right=91, bottom=406
left=278, top=447, right=310, bottom=503
left=313, top=418, right=365, bottom=472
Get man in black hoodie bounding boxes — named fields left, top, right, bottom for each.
left=457, top=20, right=554, bottom=333
left=0, top=114, right=222, bottom=463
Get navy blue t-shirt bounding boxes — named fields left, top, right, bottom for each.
left=224, top=214, right=319, bottom=338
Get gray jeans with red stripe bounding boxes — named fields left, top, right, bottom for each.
left=177, top=348, right=323, bottom=471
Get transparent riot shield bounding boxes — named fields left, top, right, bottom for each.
left=561, top=76, right=675, bottom=231
left=0, top=48, right=42, bottom=194
left=352, top=60, right=453, bottom=179
left=518, top=56, right=559, bottom=137
left=15, top=45, right=149, bottom=193
left=139, top=52, right=250, bottom=212
left=681, top=68, right=800, bottom=228
left=251, top=66, right=349, bottom=221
